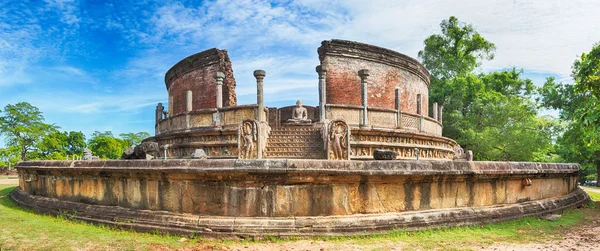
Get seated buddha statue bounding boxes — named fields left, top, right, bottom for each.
left=287, top=100, right=312, bottom=124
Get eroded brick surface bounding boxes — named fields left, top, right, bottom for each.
left=165, top=49, right=237, bottom=116
left=319, top=40, right=430, bottom=115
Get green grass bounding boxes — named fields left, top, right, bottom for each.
left=0, top=184, right=598, bottom=251
left=0, top=175, right=18, bottom=180
left=587, top=190, right=600, bottom=201
left=0, top=185, right=207, bottom=250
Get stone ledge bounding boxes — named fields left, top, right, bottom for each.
left=9, top=187, right=589, bottom=238
left=15, top=160, right=580, bottom=177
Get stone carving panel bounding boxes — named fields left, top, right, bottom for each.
left=239, top=119, right=258, bottom=159
left=401, top=114, right=420, bottom=130
left=368, top=111, right=396, bottom=128
left=328, top=108, right=360, bottom=125
left=328, top=120, right=350, bottom=160
left=190, top=113, right=213, bottom=127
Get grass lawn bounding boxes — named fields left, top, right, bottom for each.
left=0, top=184, right=599, bottom=250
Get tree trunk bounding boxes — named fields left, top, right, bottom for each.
left=21, top=148, right=27, bottom=161
left=597, top=161, right=600, bottom=187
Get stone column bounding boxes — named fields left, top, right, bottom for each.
left=316, top=65, right=327, bottom=122
left=168, top=95, right=173, bottom=116
left=433, top=102, right=438, bottom=121
left=215, top=72, right=225, bottom=108
left=358, top=69, right=369, bottom=126
left=185, top=91, right=192, bottom=129
left=395, top=88, right=401, bottom=111
left=438, top=105, right=444, bottom=124
left=254, top=70, right=266, bottom=122
left=395, top=88, right=402, bottom=129
left=213, top=72, right=225, bottom=126
left=155, top=103, right=164, bottom=135
left=416, top=94, right=422, bottom=115
left=155, top=103, right=163, bottom=123
left=186, top=91, right=193, bottom=112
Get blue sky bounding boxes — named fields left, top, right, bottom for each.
left=1, top=0, right=599, bottom=147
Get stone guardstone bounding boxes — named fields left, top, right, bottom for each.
left=373, top=150, right=397, bottom=160
left=191, top=149, right=208, bottom=159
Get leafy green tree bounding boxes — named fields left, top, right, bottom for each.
left=65, top=131, right=86, bottom=156
left=446, top=70, right=554, bottom=161
left=572, top=42, right=600, bottom=97
left=119, top=132, right=151, bottom=147
left=87, top=131, right=128, bottom=159
left=418, top=16, right=496, bottom=106
left=0, top=146, right=21, bottom=168
left=417, top=17, right=555, bottom=161
left=539, top=53, right=600, bottom=186
left=0, top=102, right=57, bottom=161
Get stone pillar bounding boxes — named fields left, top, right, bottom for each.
left=358, top=69, right=369, bottom=126
left=215, top=72, right=225, bottom=108
left=155, top=103, right=164, bottom=123
left=317, top=65, right=327, bottom=122
left=438, top=105, right=444, bottom=124
left=186, top=91, right=193, bottom=112
left=396, top=88, right=402, bottom=129
left=433, top=102, right=438, bottom=121
left=395, top=88, right=401, bottom=111
left=416, top=94, right=422, bottom=115
left=254, top=70, right=266, bottom=122
left=168, top=95, right=173, bottom=116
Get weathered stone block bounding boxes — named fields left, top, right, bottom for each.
left=373, top=150, right=397, bottom=160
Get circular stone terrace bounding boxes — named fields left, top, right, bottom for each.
left=10, top=159, right=588, bottom=237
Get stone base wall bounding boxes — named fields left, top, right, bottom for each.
left=9, top=187, right=589, bottom=237
left=16, top=160, right=580, bottom=218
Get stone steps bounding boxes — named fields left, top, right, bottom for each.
left=265, top=125, right=325, bottom=159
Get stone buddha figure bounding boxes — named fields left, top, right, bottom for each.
left=287, top=99, right=312, bottom=124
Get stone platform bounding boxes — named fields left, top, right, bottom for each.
left=11, top=160, right=589, bottom=237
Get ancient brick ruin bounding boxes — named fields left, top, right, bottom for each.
left=11, top=39, right=588, bottom=238
left=152, top=39, right=453, bottom=161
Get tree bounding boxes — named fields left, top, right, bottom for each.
left=87, top=131, right=128, bottom=159
left=446, top=70, right=554, bottom=161
left=0, top=102, right=57, bottom=161
left=417, top=17, right=551, bottom=161
left=0, top=146, right=21, bottom=168
left=418, top=16, right=496, bottom=83
left=572, top=42, right=600, bottom=97
left=65, top=131, right=86, bottom=156
left=539, top=43, right=600, bottom=186
left=119, top=132, right=151, bottom=147
left=35, top=130, right=86, bottom=160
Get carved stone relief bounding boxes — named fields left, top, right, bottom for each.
left=328, top=120, right=350, bottom=160
left=239, top=119, right=258, bottom=159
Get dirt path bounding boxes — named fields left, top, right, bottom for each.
left=0, top=177, right=18, bottom=185
left=582, top=186, right=600, bottom=193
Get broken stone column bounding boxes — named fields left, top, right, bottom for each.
left=316, top=65, right=327, bottom=122
left=254, top=70, right=266, bottom=122
left=433, top=102, right=438, bottom=121
left=358, top=69, right=369, bottom=126
left=155, top=103, right=164, bottom=123
left=215, top=72, right=225, bottom=109
left=438, top=105, right=444, bottom=124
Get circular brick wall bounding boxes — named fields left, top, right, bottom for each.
left=165, top=48, right=237, bottom=116
left=318, top=40, right=430, bottom=115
